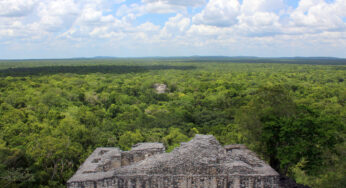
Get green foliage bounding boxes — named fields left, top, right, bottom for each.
left=118, top=130, right=144, bottom=151
left=163, top=128, right=190, bottom=152
left=236, top=85, right=344, bottom=177
left=0, top=59, right=344, bottom=187
left=291, top=152, right=346, bottom=188
left=0, top=140, right=34, bottom=187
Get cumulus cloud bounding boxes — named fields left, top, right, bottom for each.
left=1, top=0, right=346, bottom=58
left=193, top=0, right=240, bottom=27
left=240, top=0, right=285, bottom=14
left=117, top=0, right=206, bottom=16
left=0, top=0, right=38, bottom=17
left=237, top=0, right=283, bottom=36
left=289, top=0, right=346, bottom=32
left=141, top=2, right=186, bottom=14
left=158, top=13, right=191, bottom=40
left=37, top=0, right=79, bottom=32
left=192, top=0, right=284, bottom=36
left=141, top=0, right=206, bottom=7
left=63, top=13, right=130, bottom=40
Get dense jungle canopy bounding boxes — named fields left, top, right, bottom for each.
left=0, top=58, right=345, bottom=187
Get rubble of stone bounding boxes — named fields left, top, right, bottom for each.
left=153, top=83, right=168, bottom=94
left=67, top=135, right=279, bottom=188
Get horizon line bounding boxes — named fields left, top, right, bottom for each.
left=0, top=56, right=345, bottom=61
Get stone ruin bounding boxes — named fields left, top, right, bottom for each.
left=67, top=135, right=279, bottom=188
left=153, top=83, right=168, bottom=94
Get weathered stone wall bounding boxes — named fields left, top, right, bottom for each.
left=67, top=135, right=280, bottom=188
left=121, top=149, right=164, bottom=167
left=68, top=175, right=279, bottom=188
left=97, top=155, right=122, bottom=172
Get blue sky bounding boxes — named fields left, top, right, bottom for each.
left=0, top=0, right=346, bottom=59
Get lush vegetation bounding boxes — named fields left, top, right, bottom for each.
left=0, top=59, right=345, bottom=187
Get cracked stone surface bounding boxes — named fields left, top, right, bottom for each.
left=67, top=135, right=279, bottom=188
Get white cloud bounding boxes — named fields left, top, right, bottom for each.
left=143, top=2, right=186, bottom=14
left=241, top=0, right=285, bottom=14
left=1, top=0, right=346, bottom=58
left=37, top=0, right=79, bottom=32
left=0, top=0, right=38, bottom=17
left=138, top=22, right=160, bottom=32
left=161, top=14, right=190, bottom=37
left=63, top=14, right=129, bottom=40
left=117, top=0, right=206, bottom=16
left=237, top=11, right=281, bottom=37
left=131, top=22, right=161, bottom=41
left=289, top=0, right=346, bottom=32
left=192, top=0, right=284, bottom=36
left=193, top=0, right=240, bottom=27
left=78, top=7, right=104, bottom=23
left=241, top=12, right=280, bottom=27
left=141, top=0, right=206, bottom=7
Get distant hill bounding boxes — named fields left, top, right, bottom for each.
left=1, top=56, right=345, bottom=65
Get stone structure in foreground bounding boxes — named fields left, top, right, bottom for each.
left=67, top=135, right=279, bottom=188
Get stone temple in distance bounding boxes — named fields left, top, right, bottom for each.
left=67, top=134, right=279, bottom=188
